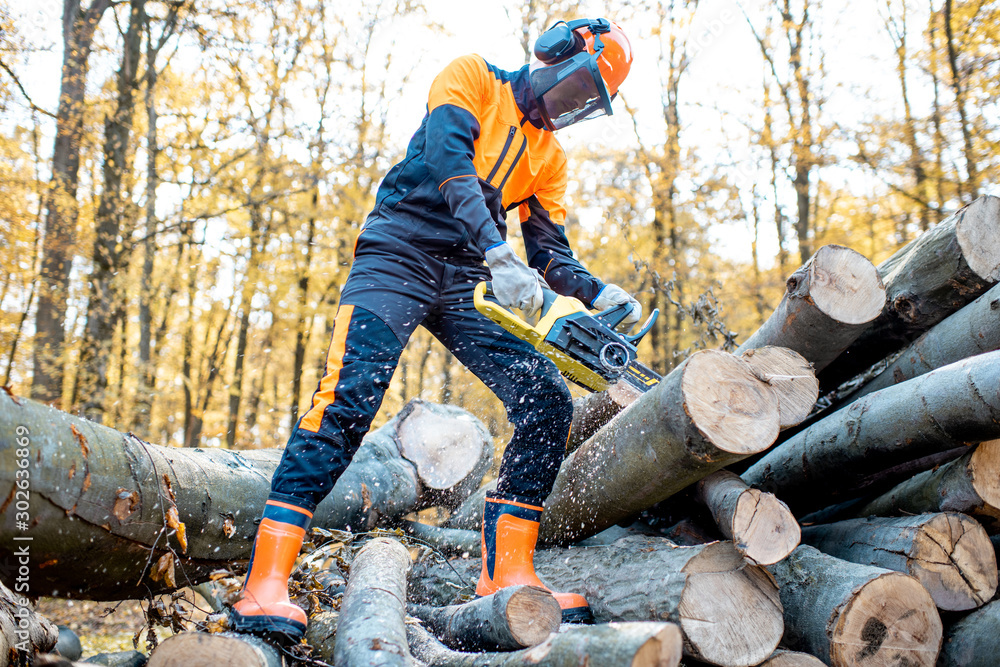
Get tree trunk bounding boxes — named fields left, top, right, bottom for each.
left=335, top=537, right=415, bottom=667
left=800, top=513, right=997, bottom=611
left=146, top=632, right=283, bottom=667
left=695, top=471, right=800, bottom=566
left=446, top=481, right=495, bottom=531
left=0, top=578, right=58, bottom=667
left=819, top=195, right=1000, bottom=390
left=409, top=586, right=560, bottom=651
left=32, top=0, right=113, bottom=406
left=567, top=391, right=621, bottom=453
left=75, top=0, right=146, bottom=421
left=742, top=351, right=1000, bottom=515
left=938, top=598, right=1000, bottom=667
left=406, top=621, right=683, bottom=667
left=856, top=440, right=1000, bottom=531
left=540, top=350, right=780, bottom=545
left=410, top=537, right=783, bottom=667
left=735, top=245, right=884, bottom=372
left=767, top=545, right=942, bottom=667
left=0, top=393, right=491, bottom=599
left=838, top=280, right=1000, bottom=405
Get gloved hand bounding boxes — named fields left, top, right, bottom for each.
left=592, top=284, right=642, bottom=329
left=485, top=243, right=544, bottom=317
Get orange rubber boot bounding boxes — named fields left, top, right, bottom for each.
left=230, top=499, right=311, bottom=641
left=476, top=492, right=593, bottom=624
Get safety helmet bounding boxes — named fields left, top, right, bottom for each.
left=530, top=18, right=633, bottom=131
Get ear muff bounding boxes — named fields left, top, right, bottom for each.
left=533, top=18, right=610, bottom=64
left=533, top=22, right=580, bottom=64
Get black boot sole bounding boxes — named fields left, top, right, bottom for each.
left=561, top=606, right=595, bottom=625
left=229, top=610, right=306, bottom=644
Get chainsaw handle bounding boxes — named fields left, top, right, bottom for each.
left=475, top=282, right=539, bottom=343
left=480, top=281, right=559, bottom=318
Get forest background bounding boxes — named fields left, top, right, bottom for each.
left=0, top=0, right=997, bottom=453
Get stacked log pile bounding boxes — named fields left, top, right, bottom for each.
left=3, top=195, right=1000, bottom=666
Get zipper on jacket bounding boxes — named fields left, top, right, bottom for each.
left=485, top=127, right=517, bottom=184
left=489, top=136, right=528, bottom=207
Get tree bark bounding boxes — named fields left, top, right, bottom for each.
left=567, top=391, right=621, bottom=453
left=410, top=537, right=783, bottom=667
left=938, top=598, right=1000, bottom=667
left=742, top=351, right=1000, bottom=515
left=767, top=545, right=942, bottom=667
left=335, top=537, right=415, bottom=667
left=0, top=578, right=58, bottom=667
left=819, top=195, right=1000, bottom=390
left=409, top=586, right=560, bottom=651
left=32, top=0, right=113, bottom=406
left=75, top=0, right=146, bottom=421
left=0, top=393, right=491, bottom=599
left=146, top=632, right=283, bottom=667
left=800, top=513, right=997, bottom=611
left=735, top=245, right=884, bottom=372
left=695, top=471, right=800, bottom=566
left=837, top=280, right=1000, bottom=405
left=406, top=621, right=683, bottom=667
left=855, top=441, right=1000, bottom=532
left=540, top=350, right=780, bottom=545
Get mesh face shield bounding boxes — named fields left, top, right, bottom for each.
left=530, top=51, right=614, bottom=131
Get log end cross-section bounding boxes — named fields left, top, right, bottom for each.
left=956, top=194, right=1000, bottom=282
left=681, top=350, right=780, bottom=456
left=829, top=571, right=942, bottom=667
left=807, top=244, right=886, bottom=326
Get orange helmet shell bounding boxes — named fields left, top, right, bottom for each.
left=576, top=22, right=632, bottom=95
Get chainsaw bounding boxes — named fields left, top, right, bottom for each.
left=474, top=281, right=662, bottom=398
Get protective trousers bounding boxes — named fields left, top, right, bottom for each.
left=268, top=226, right=574, bottom=516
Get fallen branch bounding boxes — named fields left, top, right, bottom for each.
left=335, top=537, right=414, bottom=666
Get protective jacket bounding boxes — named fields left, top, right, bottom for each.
left=366, top=55, right=605, bottom=306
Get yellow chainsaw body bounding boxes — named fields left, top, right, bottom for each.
left=473, top=281, right=611, bottom=392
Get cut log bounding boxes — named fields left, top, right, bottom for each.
left=819, top=195, right=1000, bottom=390
left=335, top=537, right=414, bottom=666
left=837, top=280, right=1000, bottom=405
left=695, top=470, right=800, bottom=566
left=739, top=347, right=818, bottom=429
left=742, top=351, right=1000, bottom=515
left=735, top=245, right=885, bottom=372
left=767, top=545, right=942, bottom=667
left=146, top=632, right=283, bottom=667
left=855, top=440, right=1000, bottom=532
left=938, top=598, right=1000, bottom=667
left=540, top=349, right=780, bottom=545
left=407, top=620, right=683, bottom=667
left=403, top=519, right=482, bottom=557
left=756, top=650, right=826, bottom=667
left=0, top=578, right=58, bottom=667
left=409, top=585, right=560, bottom=651
left=0, top=393, right=490, bottom=599
left=800, top=513, right=998, bottom=611
left=410, top=536, right=783, bottom=667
